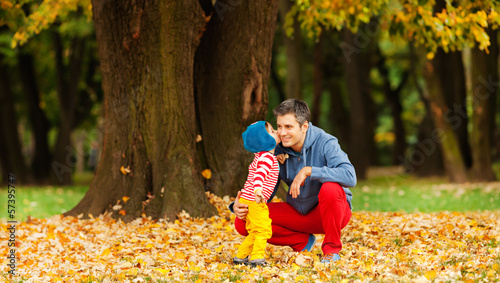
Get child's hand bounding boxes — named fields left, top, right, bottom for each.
left=254, top=189, right=264, bottom=204
left=277, top=154, right=289, bottom=164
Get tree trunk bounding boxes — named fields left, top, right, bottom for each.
left=193, top=0, right=279, bottom=197
left=424, top=57, right=468, bottom=183
left=323, top=31, right=350, bottom=147
left=50, top=32, right=85, bottom=185
left=342, top=28, right=373, bottom=180
left=0, top=56, right=31, bottom=184
left=311, top=32, right=324, bottom=125
left=412, top=111, right=445, bottom=177
left=66, top=0, right=217, bottom=221
left=17, top=52, right=52, bottom=184
left=469, top=29, right=498, bottom=181
left=376, top=47, right=408, bottom=165
left=409, top=44, right=445, bottom=177
left=439, top=50, right=472, bottom=168
left=278, top=0, right=303, bottom=99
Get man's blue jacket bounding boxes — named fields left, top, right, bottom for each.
left=270, top=123, right=356, bottom=215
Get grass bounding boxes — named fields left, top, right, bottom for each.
left=354, top=172, right=500, bottom=212
left=1, top=168, right=500, bottom=221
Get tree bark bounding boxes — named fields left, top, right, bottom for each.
left=0, top=56, right=30, bottom=184
left=469, top=29, right=498, bottom=181
left=67, top=0, right=217, bottom=221
left=194, top=0, right=279, bottom=197
left=278, top=0, right=303, bottom=99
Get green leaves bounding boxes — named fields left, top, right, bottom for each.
left=1, top=0, right=92, bottom=48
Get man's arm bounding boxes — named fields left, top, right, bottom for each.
left=309, top=138, right=357, bottom=188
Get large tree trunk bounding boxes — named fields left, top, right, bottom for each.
left=67, top=0, right=217, bottom=221
left=278, top=0, right=303, bottom=99
left=0, top=56, right=31, bottom=184
left=469, top=29, right=498, bottom=181
left=193, top=0, right=279, bottom=197
left=17, top=52, right=52, bottom=184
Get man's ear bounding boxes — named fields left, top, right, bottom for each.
left=301, top=121, right=309, bottom=133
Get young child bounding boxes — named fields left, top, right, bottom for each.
left=233, top=121, right=280, bottom=266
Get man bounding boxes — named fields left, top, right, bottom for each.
left=231, top=98, right=356, bottom=263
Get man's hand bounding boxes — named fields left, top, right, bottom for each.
left=254, top=189, right=264, bottom=204
left=233, top=191, right=249, bottom=220
left=289, top=166, right=312, bottom=198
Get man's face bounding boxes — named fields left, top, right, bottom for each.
left=276, top=113, right=308, bottom=152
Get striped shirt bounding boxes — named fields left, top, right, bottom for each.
left=241, top=151, right=279, bottom=202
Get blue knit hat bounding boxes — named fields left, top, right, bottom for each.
left=242, top=121, right=276, bottom=153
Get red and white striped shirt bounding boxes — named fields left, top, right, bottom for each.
left=241, top=152, right=279, bottom=202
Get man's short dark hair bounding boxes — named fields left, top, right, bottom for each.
left=273, top=98, right=310, bottom=126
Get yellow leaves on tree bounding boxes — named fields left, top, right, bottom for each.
left=286, top=0, right=500, bottom=55
left=4, top=0, right=93, bottom=48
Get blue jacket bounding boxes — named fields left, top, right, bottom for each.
left=270, top=123, right=356, bottom=215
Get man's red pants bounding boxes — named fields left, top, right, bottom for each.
left=234, top=182, right=352, bottom=254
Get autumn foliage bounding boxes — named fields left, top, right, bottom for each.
left=288, top=0, right=499, bottom=57
left=1, top=193, right=499, bottom=282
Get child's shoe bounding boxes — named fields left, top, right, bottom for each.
left=233, top=256, right=249, bottom=265
left=249, top=258, right=267, bottom=267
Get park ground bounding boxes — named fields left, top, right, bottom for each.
left=1, top=168, right=500, bottom=282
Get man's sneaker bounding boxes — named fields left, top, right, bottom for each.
left=320, top=253, right=340, bottom=263
left=301, top=234, right=316, bottom=252
left=249, top=258, right=267, bottom=267
left=233, top=256, right=249, bottom=265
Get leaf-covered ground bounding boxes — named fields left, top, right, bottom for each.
left=1, top=193, right=500, bottom=283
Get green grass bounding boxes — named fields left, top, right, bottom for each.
left=354, top=172, right=500, bottom=212
left=1, top=185, right=89, bottom=221
left=1, top=169, right=500, bottom=221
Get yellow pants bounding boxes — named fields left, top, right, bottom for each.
left=235, top=198, right=272, bottom=260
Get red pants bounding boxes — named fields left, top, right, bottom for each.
left=235, top=182, right=352, bottom=254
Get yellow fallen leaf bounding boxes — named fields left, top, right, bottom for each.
left=424, top=270, right=437, bottom=280
left=202, top=169, right=212, bottom=179
left=174, top=251, right=186, bottom=260
left=122, top=196, right=130, bottom=203
left=101, top=248, right=111, bottom=257
left=155, top=268, right=170, bottom=275
left=120, top=166, right=131, bottom=175
left=203, top=248, right=211, bottom=255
